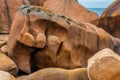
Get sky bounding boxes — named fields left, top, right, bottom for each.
left=78, top=0, right=115, bottom=8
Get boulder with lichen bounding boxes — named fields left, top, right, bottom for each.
left=8, top=5, right=120, bottom=74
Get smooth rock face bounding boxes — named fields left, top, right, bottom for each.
left=0, top=0, right=30, bottom=33
left=88, top=48, right=120, bottom=80
left=0, top=71, right=16, bottom=80
left=8, top=5, right=120, bottom=74
left=99, top=0, right=120, bottom=38
left=0, top=52, right=18, bottom=75
left=29, top=0, right=99, bottom=25
left=17, top=68, right=89, bottom=80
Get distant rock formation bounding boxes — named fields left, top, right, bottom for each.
left=0, top=0, right=30, bottom=33
left=8, top=5, right=120, bottom=74
left=99, top=0, right=120, bottom=38
left=28, top=0, right=99, bottom=26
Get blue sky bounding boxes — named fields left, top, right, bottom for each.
left=78, top=0, right=115, bottom=8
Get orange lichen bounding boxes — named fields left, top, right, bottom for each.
left=33, top=6, right=53, bottom=14
left=111, top=13, right=117, bottom=17
left=40, top=6, right=54, bottom=15
left=101, top=12, right=106, bottom=18
left=40, top=6, right=48, bottom=12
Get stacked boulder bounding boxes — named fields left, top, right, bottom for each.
left=0, top=0, right=120, bottom=80
left=8, top=5, right=120, bottom=74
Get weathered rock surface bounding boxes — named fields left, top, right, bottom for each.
left=111, top=37, right=120, bottom=54
left=0, top=52, right=18, bottom=75
left=88, top=48, right=120, bottom=80
left=0, top=70, right=16, bottom=80
left=99, top=0, right=120, bottom=38
left=29, top=0, right=99, bottom=25
left=8, top=5, right=120, bottom=74
left=0, top=0, right=30, bottom=33
left=0, top=45, right=8, bottom=53
left=0, top=40, right=6, bottom=47
left=0, top=34, right=9, bottom=41
left=17, top=75, right=27, bottom=80
left=0, top=35, right=8, bottom=54
left=17, top=68, right=88, bottom=80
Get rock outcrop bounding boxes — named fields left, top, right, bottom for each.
left=28, top=0, right=99, bottom=25
left=88, top=48, right=120, bottom=80
left=17, top=68, right=88, bottom=80
left=0, top=71, right=16, bottom=80
left=0, top=52, right=18, bottom=75
left=8, top=5, right=120, bottom=74
left=99, top=0, right=120, bottom=38
left=0, top=0, right=30, bottom=33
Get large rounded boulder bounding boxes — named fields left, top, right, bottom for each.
left=99, top=0, right=120, bottom=38
left=88, top=48, right=120, bottom=80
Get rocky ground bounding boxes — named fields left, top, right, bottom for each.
left=0, top=0, right=120, bottom=80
